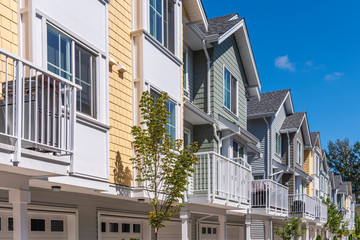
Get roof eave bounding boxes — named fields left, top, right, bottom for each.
left=183, top=0, right=209, bottom=31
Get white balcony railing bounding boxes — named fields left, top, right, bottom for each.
left=187, top=152, right=252, bottom=208
left=251, top=179, right=288, bottom=216
left=315, top=197, right=328, bottom=223
left=0, top=48, right=81, bottom=159
left=289, top=194, right=316, bottom=219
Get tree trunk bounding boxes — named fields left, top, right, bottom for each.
left=154, top=227, right=158, bottom=240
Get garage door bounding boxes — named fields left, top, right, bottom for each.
left=0, top=209, right=74, bottom=240
left=158, top=221, right=181, bottom=240
left=227, top=225, right=244, bottom=240
left=200, top=224, right=218, bottom=240
left=100, top=216, right=145, bottom=240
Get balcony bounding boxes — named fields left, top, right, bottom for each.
left=288, top=194, right=316, bottom=220
left=251, top=179, right=288, bottom=217
left=315, top=197, right=327, bottom=223
left=0, top=48, right=80, bottom=175
left=186, top=152, right=252, bottom=209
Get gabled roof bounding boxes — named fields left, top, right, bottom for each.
left=182, top=0, right=208, bottom=30
left=247, top=89, right=292, bottom=117
left=310, top=132, right=319, bottom=147
left=281, top=112, right=306, bottom=131
left=197, top=13, right=242, bottom=37
left=193, top=13, right=261, bottom=98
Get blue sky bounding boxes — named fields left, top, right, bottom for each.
left=203, top=0, right=360, bottom=147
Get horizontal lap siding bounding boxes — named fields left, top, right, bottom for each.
left=194, top=124, right=217, bottom=152
left=212, top=36, right=247, bottom=129
left=193, top=49, right=209, bottom=112
left=0, top=0, right=18, bottom=54
left=248, top=118, right=267, bottom=176
left=109, top=0, right=133, bottom=186
left=271, top=105, right=287, bottom=163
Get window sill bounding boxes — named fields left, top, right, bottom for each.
left=223, top=106, right=239, bottom=120
left=76, top=112, right=111, bottom=131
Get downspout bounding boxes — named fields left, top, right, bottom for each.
left=202, top=40, right=211, bottom=114
left=263, top=116, right=270, bottom=179
left=212, top=123, right=220, bottom=154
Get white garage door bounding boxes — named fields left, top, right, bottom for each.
left=100, top=216, right=145, bottom=240
left=200, top=224, right=218, bottom=240
left=158, top=221, right=181, bottom=240
left=0, top=209, right=74, bottom=240
left=227, top=225, right=244, bottom=240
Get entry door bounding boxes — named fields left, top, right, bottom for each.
left=200, top=224, right=218, bottom=240
left=100, top=216, right=143, bottom=240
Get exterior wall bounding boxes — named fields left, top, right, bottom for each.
left=304, top=150, right=312, bottom=195
left=0, top=0, right=18, bottom=54
left=193, top=49, right=211, bottom=112
left=212, top=36, right=248, bottom=128
left=108, top=0, right=133, bottom=186
left=248, top=118, right=268, bottom=176
left=271, top=105, right=287, bottom=163
left=193, top=124, right=217, bottom=152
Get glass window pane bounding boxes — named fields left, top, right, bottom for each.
left=31, top=219, right=45, bottom=232
left=231, top=75, right=237, bottom=114
left=109, top=223, right=118, bottom=232
left=156, top=14, right=162, bottom=42
left=149, top=7, right=156, bottom=37
left=122, top=223, right=130, bottom=233
left=133, top=224, right=141, bottom=233
left=51, top=220, right=64, bottom=232
left=101, top=222, right=106, bottom=233
left=47, top=28, right=59, bottom=67
left=8, top=218, right=13, bottom=231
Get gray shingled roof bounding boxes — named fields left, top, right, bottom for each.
left=247, top=89, right=289, bottom=116
left=197, top=13, right=243, bottom=37
left=280, top=112, right=306, bottom=131
left=334, top=175, right=352, bottom=195
left=310, top=132, right=319, bottom=146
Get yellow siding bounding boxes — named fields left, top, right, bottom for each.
left=108, top=0, right=133, bottom=186
left=0, top=0, right=18, bottom=54
left=304, top=150, right=312, bottom=195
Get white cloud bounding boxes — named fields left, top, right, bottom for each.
left=324, top=72, right=344, bottom=81
left=274, top=55, right=296, bottom=71
left=305, top=60, right=314, bottom=67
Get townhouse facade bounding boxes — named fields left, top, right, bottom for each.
left=0, top=1, right=356, bottom=240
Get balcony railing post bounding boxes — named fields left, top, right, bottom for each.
left=226, top=159, right=229, bottom=204
left=207, top=153, right=211, bottom=202
left=13, top=60, right=23, bottom=164
left=69, top=86, right=76, bottom=172
left=212, top=153, right=215, bottom=202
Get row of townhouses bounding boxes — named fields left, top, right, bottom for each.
left=0, top=0, right=355, bottom=239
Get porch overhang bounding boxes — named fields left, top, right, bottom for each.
left=184, top=101, right=215, bottom=125
left=295, top=168, right=313, bottom=183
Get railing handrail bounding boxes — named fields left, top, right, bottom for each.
left=252, top=179, right=289, bottom=190
left=194, top=151, right=251, bottom=170
left=0, top=48, right=81, bottom=90
left=289, top=193, right=316, bottom=200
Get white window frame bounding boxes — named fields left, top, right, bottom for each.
left=45, top=22, right=99, bottom=119
left=183, top=49, right=189, bottom=95
left=275, top=133, right=281, bottom=155
left=183, top=127, right=191, bottom=147
left=223, top=65, right=238, bottom=116
left=297, top=140, right=302, bottom=165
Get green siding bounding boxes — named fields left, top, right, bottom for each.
left=212, top=35, right=247, bottom=128
left=193, top=125, right=217, bottom=152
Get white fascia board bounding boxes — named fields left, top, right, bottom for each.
left=196, top=0, right=208, bottom=31
left=218, top=20, right=261, bottom=96
left=301, top=114, right=312, bottom=148
left=274, top=92, right=295, bottom=118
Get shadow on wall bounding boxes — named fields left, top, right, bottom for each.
left=113, top=151, right=132, bottom=187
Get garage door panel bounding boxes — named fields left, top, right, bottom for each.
left=158, top=221, right=181, bottom=240
left=100, top=216, right=144, bottom=240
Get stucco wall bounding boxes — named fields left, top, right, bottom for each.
left=108, top=0, right=133, bottom=186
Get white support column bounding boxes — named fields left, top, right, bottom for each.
left=269, top=218, right=273, bottom=240
left=264, top=221, right=269, bottom=240
left=9, top=189, right=31, bottom=240
left=305, top=222, right=310, bottom=240
left=180, top=209, right=191, bottom=240
left=218, top=215, right=227, bottom=240
left=245, top=215, right=251, bottom=240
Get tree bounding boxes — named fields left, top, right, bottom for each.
left=352, top=212, right=360, bottom=238
left=323, top=197, right=349, bottom=239
left=131, top=91, right=198, bottom=240
left=327, top=139, right=360, bottom=201
left=274, top=214, right=306, bottom=240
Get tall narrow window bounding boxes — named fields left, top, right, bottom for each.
left=75, top=45, right=97, bottom=117
left=224, top=68, right=237, bottom=115
left=276, top=133, right=281, bottom=155
left=47, top=26, right=72, bottom=80
left=297, top=141, right=302, bottom=165
left=151, top=90, right=176, bottom=141
left=316, top=155, right=319, bottom=176
left=149, top=0, right=175, bottom=53
left=183, top=51, right=188, bottom=90
left=233, top=140, right=244, bottom=159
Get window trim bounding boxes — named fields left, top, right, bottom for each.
left=223, top=65, right=239, bottom=116
left=45, top=22, right=99, bottom=119
left=297, top=140, right=302, bottom=165
left=183, top=127, right=191, bottom=147
left=275, top=133, right=281, bottom=156
left=183, top=49, right=189, bottom=95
